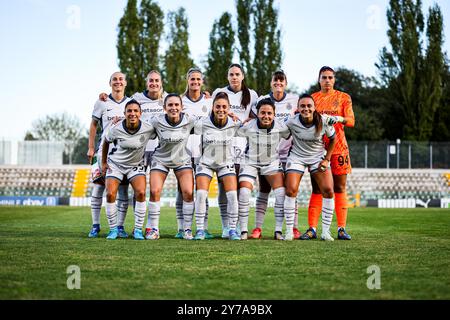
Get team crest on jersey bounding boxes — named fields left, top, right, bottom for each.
left=202, top=105, right=208, bottom=113
left=139, top=135, right=145, bottom=142
left=287, top=103, right=292, bottom=110
left=333, top=100, right=339, bottom=108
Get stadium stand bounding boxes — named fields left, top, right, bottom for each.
left=0, top=166, right=449, bottom=206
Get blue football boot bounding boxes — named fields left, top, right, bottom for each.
left=337, top=227, right=352, bottom=240
left=88, top=224, right=100, bottom=238
left=106, top=227, right=119, bottom=240
left=132, top=228, right=145, bottom=240
left=117, top=226, right=128, bottom=238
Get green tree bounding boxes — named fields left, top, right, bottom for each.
left=205, top=12, right=235, bottom=91
left=139, top=0, right=164, bottom=76
left=117, top=0, right=164, bottom=95
left=25, top=113, right=86, bottom=164
left=236, top=0, right=254, bottom=87
left=252, top=0, right=282, bottom=95
left=376, top=0, right=446, bottom=141
left=70, top=134, right=89, bottom=164
left=432, top=59, right=450, bottom=141
left=163, top=8, right=194, bottom=93
left=117, top=0, right=142, bottom=96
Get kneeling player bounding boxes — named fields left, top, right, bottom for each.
left=237, top=98, right=290, bottom=240
left=284, top=94, right=336, bottom=241
left=101, top=100, right=155, bottom=240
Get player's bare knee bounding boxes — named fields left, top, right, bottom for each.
left=285, top=189, right=297, bottom=198
left=134, top=190, right=146, bottom=201
left=322, top=188, right=334, bottom=198
left=150, top=187, right=162, bottom=199
left=182, top=191, right=193, bottom=202
left=106, top=192, right=117, bottom=203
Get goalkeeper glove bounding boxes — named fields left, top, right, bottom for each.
left=327, top=116, right=344, bottom=125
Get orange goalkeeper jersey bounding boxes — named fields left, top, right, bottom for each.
left=311, top=89, right=355, bottom=155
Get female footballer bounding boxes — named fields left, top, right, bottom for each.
left=284, top=94, right=337, bottom=241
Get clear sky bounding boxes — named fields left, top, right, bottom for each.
left=0, top=0, right=449, bottom=140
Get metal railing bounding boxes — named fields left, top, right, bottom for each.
left=348, top=141, right=450, bottom=169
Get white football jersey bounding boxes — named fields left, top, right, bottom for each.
left=237, top=119, right=290, bottom=166
left=212, top=86, right=259, bottom=163
left=285, top=114, right=335, bottom=164
left=194, top=115, right=241, bottom=169
left=150, top=113, right=196, bottom=168
left=182, top=94, right=212, bottom=159
left=132, top=91, right=168, bottom=152
left=91, top=94, right=131, bottom=141
left=105, top=120, right=156, bottom=168
left=254, top=92, right=299, bottom=162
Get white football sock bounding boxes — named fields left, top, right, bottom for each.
left=194, top=189, right=208, bottom=231
left=322, top=197, right=334, bottom=234
left=274, top=187, right=286, bottom=232
left=105, top=202, right=118, bottom=229
left=255, top=192, right=269, bottom=229
left=117, top=184, right=129, bottom=227
left=147, top=201, right=160, bottom=230
left=175, top=189, right=184, bottom=231
left=134, top=201, right=146, bottom=230
left=182, top=200, right=194, bottom=231
left=218, top=181, right=229, bottom=228
left=238, top=187, right=251, bottom=233
left=91, top=184, right=105, bottom=225
left=284, top=194, right=296, bottom=234
left=226, top=190, right=239, bottom=230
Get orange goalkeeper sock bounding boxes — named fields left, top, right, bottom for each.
left=308, top=193, right=322, bottom=229
left=335, top=192, right=348, bottom=228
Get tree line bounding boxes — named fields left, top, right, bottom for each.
left=25, top=0, right=450, bottom=164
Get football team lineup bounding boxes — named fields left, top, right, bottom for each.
left=87, top=64, right=355, bottom=242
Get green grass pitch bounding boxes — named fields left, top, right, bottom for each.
left=0, top=206, right=449, bottom=300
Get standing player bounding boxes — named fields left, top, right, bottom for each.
left=284, top=94, right=337, bottom=241
left=194, top=92, right=241, bottom=240
left=175, top=67, right=213, bottom=239
left=212, top=63, right=258, bottom=238
left=146, top=94, right=196, bottom=240
left=101, top=100, right=155, bottom=240
left=300, top=66, right=355, bottom=240
left=237, top=98, right=290, bottom=240
left=249, top=70, right=300, bottom=240
left=87, top=72, right=130, bottom=238
left=98, top=71, right=168, bottom=236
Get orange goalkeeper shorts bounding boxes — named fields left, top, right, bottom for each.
left=330, top=153, right=352, bottom=175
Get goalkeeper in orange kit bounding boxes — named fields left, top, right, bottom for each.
left=300, top=66, right=355, bottom=240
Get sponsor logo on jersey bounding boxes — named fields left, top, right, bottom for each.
left=107, top=115, right=124, bottom=121
left=141, top=107, right=164, bottom=114
left=275, top=112, right=291, bottom=119
left=204, top=137, right=233, bottom=145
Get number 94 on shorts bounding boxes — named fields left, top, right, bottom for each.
left=330, top=153, right=352, bottom=175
